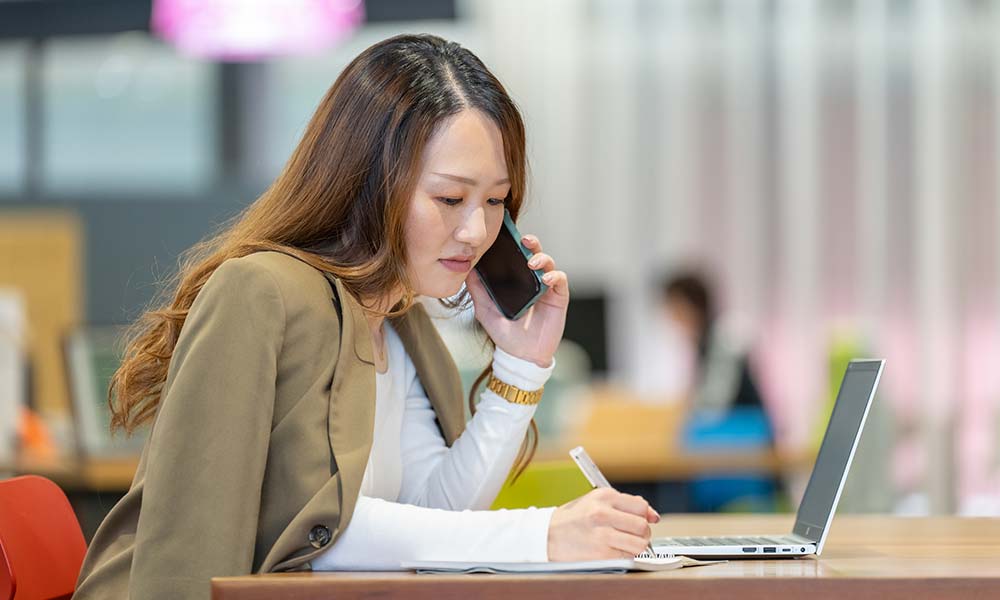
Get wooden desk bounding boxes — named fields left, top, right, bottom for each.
left=537, top=394, right=814, bottom=482
left=212, top=515, right=1000, bottom=599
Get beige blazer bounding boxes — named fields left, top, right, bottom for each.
left=73, top=251, right=467, bottom=599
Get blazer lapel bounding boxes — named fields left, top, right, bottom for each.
left=323, top=273, right=374, bottom=366
left=318, top=275, right=465, bottom=519
left=391, top=304, right=467, bottom=446
left=322, top=275, right=375, bottom=528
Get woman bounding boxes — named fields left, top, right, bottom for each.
left=659, top=270, right=778, bottom=512
left=659, top=271, right=769, bottom=418
left=74, top=34, right=658, bottom=599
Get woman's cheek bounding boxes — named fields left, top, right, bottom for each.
left=486, top=222, right=503, bottom=247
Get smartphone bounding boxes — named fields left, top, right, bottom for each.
left=473, top=209, right=549, bottom=320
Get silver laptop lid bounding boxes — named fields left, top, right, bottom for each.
left=792, top=359, right=884, bottom=554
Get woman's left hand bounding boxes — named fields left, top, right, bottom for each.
left=465, top=234, right=569, bottom=368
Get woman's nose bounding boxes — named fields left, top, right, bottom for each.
left=455, top=207, right=487, bottom=245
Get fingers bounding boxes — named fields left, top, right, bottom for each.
left=588, top=489, right=653, bottom=539
left=527, top=253, right=568, bottom=292
left=521, top=234, right=542, bottom=254
left=520, top=235, right=569, bottom=295
left=540, top=270, right=568, bottom=293
left=607, top=510, right=652, bottom=540
left=526, top=252, right=554, bottom=272
left=608, top=491, right=654, bottom=519
left=549, top=488, right=657, bottom=562
left=647, top=506, right=661, bottom=524
left=603, top=529, right=652, bottom=558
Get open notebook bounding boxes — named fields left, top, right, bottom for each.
left=403, top=556, right=723, bottom=574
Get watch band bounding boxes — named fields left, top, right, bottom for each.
left=486, top=374, right=544, bottom=406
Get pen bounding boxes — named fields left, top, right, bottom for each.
left=569, top=445, right=657, bottom=559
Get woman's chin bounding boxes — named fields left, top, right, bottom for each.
left=417, top=282, right=465, bottom=300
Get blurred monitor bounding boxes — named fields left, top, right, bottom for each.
left=64, top=326, right=147, bottom=457
left=562, top=293, right=607, bottom=376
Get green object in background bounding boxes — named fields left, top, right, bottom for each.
left=66, top=326, right=147, bottom=456
left=812, top=330, right=868, bottom=451
left=818, top=328, right=896, bottom=513
left=491, top=460, right=592, bottom=510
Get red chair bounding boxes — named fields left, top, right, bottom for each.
left=0, top=475, right=86, bottom=600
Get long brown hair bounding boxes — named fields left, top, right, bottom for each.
left=109, top=34, right=539, bottom=479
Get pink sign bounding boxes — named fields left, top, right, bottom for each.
left=152, top=0, right=365, bottom=60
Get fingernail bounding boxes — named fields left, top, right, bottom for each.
left=528, top=258, right=539, bottom=268
left=542, top=273, right=553, bottom=284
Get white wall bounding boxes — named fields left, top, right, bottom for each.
left=458, top=0, right=1000, bottom=515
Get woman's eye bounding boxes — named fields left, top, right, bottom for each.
left=436, top=197, right=505, bottom=207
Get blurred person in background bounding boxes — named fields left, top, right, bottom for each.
left=659, top=270, right=778, bottom=511
left=73, top=34, right=658, bottom=600
left=660, top=271, right=769, bottom=421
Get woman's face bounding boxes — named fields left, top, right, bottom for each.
left=404, top=109, right=511, bottom=298
left=664, top=296, right=702, bottom=345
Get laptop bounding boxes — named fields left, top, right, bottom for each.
left=648, top=358, right=885, bottom=559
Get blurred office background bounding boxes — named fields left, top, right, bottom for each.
left=3, top=0, right=1000, bottom=536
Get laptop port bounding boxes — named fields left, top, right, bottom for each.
left=782, top=548, right=791, bottom=552
left=742, top=547, right=756, bottom=553
left=763, top=547, right=776, bottom=553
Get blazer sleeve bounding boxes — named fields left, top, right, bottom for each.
left=128, top=258, right=286, bottom=599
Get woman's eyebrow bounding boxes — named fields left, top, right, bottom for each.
left=432, top=172, right=509, bottom=186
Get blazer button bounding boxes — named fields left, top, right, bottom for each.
left=309, top=525, right=332, bottom=549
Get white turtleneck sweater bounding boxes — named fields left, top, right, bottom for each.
left=313, top=322, right=557, bottom=571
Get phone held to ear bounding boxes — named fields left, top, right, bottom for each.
left=473, top=209, right=549, bottom=320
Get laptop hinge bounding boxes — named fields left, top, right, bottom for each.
left=788, top=533, right=817, bottom=544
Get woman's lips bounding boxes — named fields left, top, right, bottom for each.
left=439, top=258, right=472, bottom=273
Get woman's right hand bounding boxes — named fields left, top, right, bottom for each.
left=547, top=488, right=660, bottom=561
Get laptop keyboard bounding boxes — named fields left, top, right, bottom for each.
left=658, top=536, right=797, bottom=546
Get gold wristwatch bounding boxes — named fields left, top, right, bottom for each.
left=486, top=374, right=544, bottom=406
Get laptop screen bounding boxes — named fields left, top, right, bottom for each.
left=792, top=360, right=883, bottom=546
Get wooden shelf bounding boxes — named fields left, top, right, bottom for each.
left=1, top=388, right=814, bottom=491
left=1, top=454, right=139, bottom=492
left=537, top=387, right=814, bottom=482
